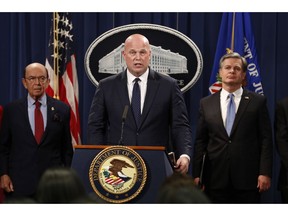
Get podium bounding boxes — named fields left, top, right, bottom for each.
left=71, top=145, right=174, bottom=203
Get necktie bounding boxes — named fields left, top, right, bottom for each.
left=131, top=78, right=141, bottom=128
left=225, top=93, right=235, bottom=136
left=34, top=100, right=44, bottom=144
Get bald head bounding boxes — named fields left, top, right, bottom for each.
left=122, top=34, right=151, bottom=77
left=24, top=63, right=48, bottom=78
left=124, top=34, right=150, bottom=48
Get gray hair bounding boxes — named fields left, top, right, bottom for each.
left=219, top=52, right=247, bottom=72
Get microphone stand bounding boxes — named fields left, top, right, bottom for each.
left=118, top=105, right=128, bottom=145
left=119, top=120, right=125, bottom=145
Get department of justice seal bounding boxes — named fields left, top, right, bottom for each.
left=89, top=146, right=147, bottom=203
left=85, top=23, right=203, bottom=93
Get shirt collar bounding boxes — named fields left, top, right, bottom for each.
left=221, top=87, right=243, bottom=99
left=27, top=94, right=47, bottom=107
left=127, top=68, right=149, bottom=85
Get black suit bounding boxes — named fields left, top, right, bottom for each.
left=275, top=97, right=288, bottom=203
left=193, top=89, right=273, bottom=203
left=0, top=95, right=73, bottom=197
left=87, top=68, right=192, bottom=158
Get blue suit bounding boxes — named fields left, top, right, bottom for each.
left=87, top=68, right=192, bottom=158
left=0, top=95, right=73, bottom=197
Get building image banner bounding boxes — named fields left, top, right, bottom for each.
left=85, top=23, right=203, bottom=93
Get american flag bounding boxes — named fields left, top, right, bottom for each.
left=209, top=13, right=264, bottom=95
left=45, top=13, right=81, bottom=146
left=105, top=177, right=125, bottom=185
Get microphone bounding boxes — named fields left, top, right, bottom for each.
left=118, top=105, right=129, bottom=145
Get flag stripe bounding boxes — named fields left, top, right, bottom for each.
left=45, top=13, right=81, bottom=146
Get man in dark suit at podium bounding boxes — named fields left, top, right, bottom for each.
left=87, top=34, right=192, bottom=174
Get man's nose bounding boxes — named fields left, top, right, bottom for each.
left=135, top=52, right=141, bottom=59
left=34, top=78, right=40, bottom=83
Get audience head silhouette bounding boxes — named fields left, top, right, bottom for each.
left=157, top=172, right=210, bottom=203
left=35, top=167, right=88, bottom=203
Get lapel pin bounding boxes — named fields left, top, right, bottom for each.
left=51, top=107, right=55, bottom=111
left=244, top=96, right=249, bottom=100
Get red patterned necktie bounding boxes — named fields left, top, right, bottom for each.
left=34, top=100, right=44, bottom=144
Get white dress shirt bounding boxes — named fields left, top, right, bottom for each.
left=220, top=88, right=243, bottom=127
left=127, top=69, right=148, bottom=114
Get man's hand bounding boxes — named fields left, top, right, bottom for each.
left=1, top=174, right=14, bottom=193
left=174, top=156, right=189, bottom=174
left=257, top=175, right=271, bottom=192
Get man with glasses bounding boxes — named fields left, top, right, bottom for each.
left=0, top=63, right=73, bottom=201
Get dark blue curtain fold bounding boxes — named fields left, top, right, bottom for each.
left=0, top=12, right=286, bottom=203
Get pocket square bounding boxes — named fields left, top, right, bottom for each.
left=52, top=113, right=62, bottom=122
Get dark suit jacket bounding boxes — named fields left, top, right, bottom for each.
left=87, top=68, right=192, bottom=158
left=0, top=105, right=3, bottom=128
left=275, top=97, right=288, bottom=189
left=193, top=89, right=273, bottom=190
left=0, top=95, right=73, bottom=197
left=0, top=105, right=3, bottom=202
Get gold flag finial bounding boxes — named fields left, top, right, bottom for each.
left=226, top=48, right=233, bottom=54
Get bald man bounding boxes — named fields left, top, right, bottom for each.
left=88, top=34, right=192, bottom=174
left=0, top=63, right=73, bottom=200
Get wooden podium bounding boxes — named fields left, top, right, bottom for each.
left=71, top=145, right=174, bottom=203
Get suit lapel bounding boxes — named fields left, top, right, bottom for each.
left=117, top=71, right=130, bottom=107
left=21, top=99, right=31, bottom=128
left=139, top=69, right=159, bottom=129
left=211, top=91, right=227, bottom=133
left=117, top=71, right=137, bottom=128
left=230, top=90, right=251, bottom=135
left=20, top=99, right=35, bottom=140
left=40, top=96, right=54, bottom=144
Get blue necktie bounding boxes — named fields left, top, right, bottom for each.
left=225, top=93, right=235, bottom=136
left=131, top=78, right=141, bottom=128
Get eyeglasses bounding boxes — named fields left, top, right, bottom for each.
left=25, top=76, right=48, bottom=83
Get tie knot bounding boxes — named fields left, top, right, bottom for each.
left=134, top=78, right=141, bottom=84
left=35, top=100, right=41, bottom=108
left=228, top=93, right=234, bottom=99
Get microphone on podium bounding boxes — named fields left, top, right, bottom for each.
left=118, top=105, right=129, bottom=145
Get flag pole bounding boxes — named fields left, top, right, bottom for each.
left=230, top=12, right=236, bottom=52
left=53, top=12, right=59, bottom=99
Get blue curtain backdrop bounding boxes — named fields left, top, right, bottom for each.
left=0, top=12, right=287, bottom=203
